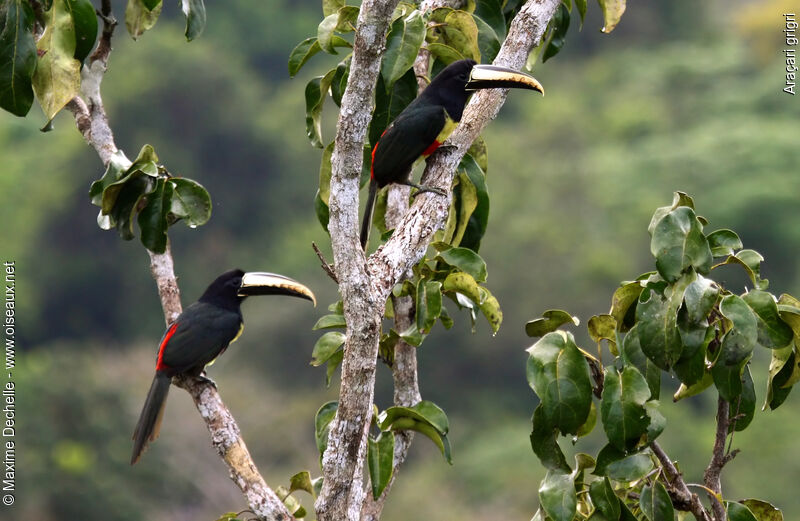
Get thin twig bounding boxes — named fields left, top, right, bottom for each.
left=703, top=397, right=732, bottom=521
left=312, top=242, right=338, bottom=283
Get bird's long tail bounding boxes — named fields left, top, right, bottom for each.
left=131, top=372, right=171, bottom=465
left=360, top=181, right=378, bottom=249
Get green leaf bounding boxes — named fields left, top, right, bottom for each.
left=0, top=0, right=37, bottom=116
left=181, top=0, right=206, bottom=41
left=588, top=314, right=617, bottom=354
left=739, top=499, right=784, bottom=521
left=288, top=37, right=322, bottom=77
left=574, top=0, right=587, bottom=24
left=381, top=10, right=425, bottom=90
left=370, top=67, right=418, bottom=146
left=214, top=512, right=241, bottom=521
left=589, top=477, right=621, bottom=521
left=379, top=400, right=449, bottom=435
left=334, top=5, right=359, bottom=32
left=684, top=275, right=719, bottom=324
left=110, top=173, right=155, bottom=240
left=542, top=3, right=569, bottom=62
left=605, top=452, right=653, bottom=482
left=473, top=14, right=500, bottom=62
left=600, top=366, right=651, bottom=452
left=717, top=294, right=758, bottom=367
left=640, top=481, right=674, bottom=521
left=650, top=206, right=712, bottom=282
left=636, top=279, right=686, bottom=371
left=330, top=56, right=350, bottom=106
left=428, top=8, right=481, bottom=61
left=458, top=153, right=490, bottom=251
left=777, top=293, right=800, bottom=338
left=427, top=42, right=466, bottom=64
left=137, top=178, right=172, bottom=253
left=526, top=331, right=592, bottom=435
left=64, top=0, right=97, bottom=63
left=368, top=432, right=394, bottom=499
left=539, top=470, right=577, bottom=521
left=125, top=0, right=162, bottom=40
left=322, top=0, right=345, bottom=16
left=674, top=320, right=711, bottom=386
left=707, top=229, right=743, bottom=257
left=764, top=346, right=795, bottom=410
left=313, top=314, right=346, bottom=330
left=729, top=365, right=755, bottom=432
left=727, top=502, right=759, bottom=521
left=311, top=331, right=345, bottom=366
left=530, top=404, right=570, bottom=472
left=742, top=290, right=794, bottom=349
left=712, top=359, right=746, bottom=403
left=314, top=401, right=338, bottom=456
left=621, top=325, right=660, bottom=400
left=576, top=400, right=597, bottom=438
left=384, top=416, right=452, bottom=463
left=170, top=178, right=212, bottom=227
left=305, top=69, right=336, bottom=148
left=325, top=349, right=343, bottom=387
left=597, top=0, right=626, bottom=33
left=435, top=247, right=488, bottom=282
left=416, top=280, right=442, bottom=334
left=89, top=151, right=129, bottom=207
left=609, top=281, right=644, bottom=332
left=592, top=443, right=625, bottom=476
left=314, top=189, right=330, bottom=232
left=525, top=309, right=579, bottom=338
left=288, top=471, right=316, bottom=497
left=474, top=0, right=506, bottom=39
left=714, top=250, right=769, bottom=290
left=673, top=371, right=713, bottom=402
left=32, top=0, right=81, bottom=122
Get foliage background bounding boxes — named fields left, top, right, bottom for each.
left=4, top=0, right=799, bottom=519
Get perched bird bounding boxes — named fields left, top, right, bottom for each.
left=131, top=269, right=315, bottom=465
left=360, top=59, right=544, bottom=248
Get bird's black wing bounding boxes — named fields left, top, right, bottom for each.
left=371, top=104, right=446, bottom=187
left=158, top=301, right=242, bottom=375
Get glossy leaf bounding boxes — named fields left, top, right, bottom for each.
left=125, top=0, right=162, bottom=40
left=673, top=372, right=713, bottom=401
left=330, top=56, right=350, bottom=105
left=314, top=189, right=330, bottom=231
left=764, top=346, right=794, bottom=410
left=589, top=477, right=621, bottom=520
left=429, top=8, right=480, bottom=61
left=610, top=281, right=643, bottom=332
left=288, top=37, right=322, bottom=77
left=530, top=404, right=570, bottom=472
left=314, top=401, right=338, bottom=455
left=435, top=247, right=487, bottom=282
left=473, top=14, right=500, bottom=62
left=170, top=178, right=212, bottom=227
left=385, top=416, right=452, bottom=463
left=597, top=0, right=626, bottom=33
left=288, top=471, right=316, bottom=497
left=588, top=314, right=617, bottom=354
left=458, top=153, right=490, bottom=251
left=368, top=432, right=394, bottom=499
left=32, top=0, right=81, bottom=122
left=574, top=0, right=587, bottom=24
left=717, top=294, right=758, bottom=367
left=650, top=206, right=712, bottom=282
left=742, top=290, right=794, bottom=349
left=684, top=275, right=719, bottom=323
left=89, top=151, right=129, bottom=208
left=605, top=452, right=653, bottom=482
left=305, top=69, right=336, bottom=148
left=379, top=401, right=449, bottom=435
left=674, top=320, right=711, bottom=386
left=729, top=365, right=755, bottom=432
left=525, top=309, right=579, bottom=338
left=381, top=10, right=425, bottom=90
left=601, top=366, right=650, bottom=452
left=427, top=42, right=466, bottom=64
left=317, top=13, right=339, bottom=53
left=714, top=249, right=768, bottom=290
left=636, top=280, right=686, bottom=371
left=181, top=0, right=206, bottom=41
left=543, top=3, right=569, bottom=62
left=640, top=481, right=674, bottom=521
left=712, top=359, right=746, bottom=403
left=64, top=0, right=97, bottom=63
left=416, top=280, right=442, bottom=334
left=777, top=293, right=800, bottom=338
left=727, top=502, right=759, bottom=521
left=313, top=314, right=346, bottom=330
left=310, top=331, right=345, bottom=366
left=325, top=349, right=343, bottom=388
left=526, top=331, right=592, bottom=435
left=707, top=229, right=742, bottom=257
left=621, top=325, right=660, bottom=400
left=539, top=470, right=577, bottom=521
left=137, top=178, right=172, bottom=253
left=592, top=443, right=625, bottom=477
left=318, top=141, right=334, bottom=204
left=739, top=499, right=784, bottom=521
left=0, top=0, right=37, bottom=116
left=474, top=0, right=506, bottom=39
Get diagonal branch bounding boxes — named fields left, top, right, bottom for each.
left=65, top=5, right=291, bottom=520
left=650, top=442, right=711, bottom=521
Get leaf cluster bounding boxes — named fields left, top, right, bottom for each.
left=524, top=193, right=797, bottom=520
left=88, top=145, right=211, bottom=253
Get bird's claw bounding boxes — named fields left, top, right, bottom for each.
left=197, top=373, right=218, bottom=389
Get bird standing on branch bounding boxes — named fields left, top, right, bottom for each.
left=131, top=269, right=316, bottom=465
left=360, top=59, right=544, bottom=249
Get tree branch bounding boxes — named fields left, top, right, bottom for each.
left=650, top=442, right=711, bottom=521
left=704, top=397, right=735, bottom=521
left=320, top=1, right=559, bottom=520
left=65, top=5, right=292, bottom=520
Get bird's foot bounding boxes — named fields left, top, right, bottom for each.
left=196, top=372, right=218, bottom=390
left=402, top=181, right=447, bottom=198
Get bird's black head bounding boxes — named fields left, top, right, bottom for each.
left=198, top=269, right=316, bottom=312
left=199, top=269, right=246, bottom=311
left=420, top=59, right=544, bottom=122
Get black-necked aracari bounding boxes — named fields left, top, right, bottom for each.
left=130, top=269, right=315, bottom=465
left=360, top=59, right=544, bottom=249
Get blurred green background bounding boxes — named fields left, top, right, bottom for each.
left=4, top=0, right=800, bottom=519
